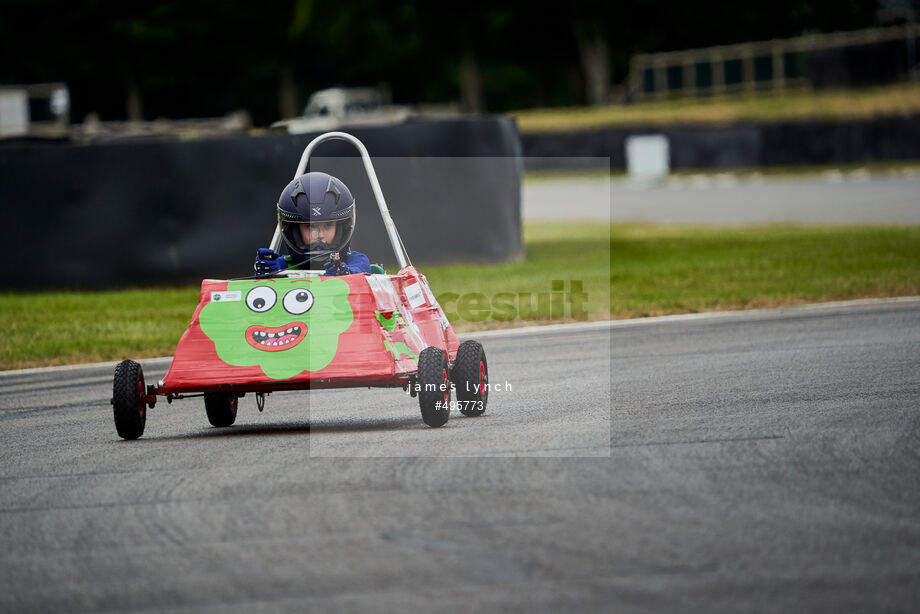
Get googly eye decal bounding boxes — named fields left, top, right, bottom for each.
left=246, top=286, right=277, bottom=312
left=283, top=288, right=314, bottom=315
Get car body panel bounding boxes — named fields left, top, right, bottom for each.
left=159, top=266, right=458, bottom=393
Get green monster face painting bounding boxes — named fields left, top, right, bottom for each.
left=199, top=278, right=353, bottom=380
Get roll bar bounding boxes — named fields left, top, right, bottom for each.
left=269, top=131, right=411, bottom=270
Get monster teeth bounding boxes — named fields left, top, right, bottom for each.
left=251, top=326, right=304, bottom=349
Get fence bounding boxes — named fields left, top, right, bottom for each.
left=626, top=25, right=919, bottom=101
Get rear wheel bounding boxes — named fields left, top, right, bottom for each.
left=417, top=347, right=451, bottom=428
left=112, top=360, right=147, bottom=440
left=204, top=392, right=238, bottom=427
left=451, top=340, right=488, bottom=416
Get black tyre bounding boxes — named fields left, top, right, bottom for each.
left=417, top=346, right=451, bottom=428
left=113, top=359, right=147, bottom=440
left=451, top=340, right=489, bottom=416
left=204, top=392, right=238, bottom=427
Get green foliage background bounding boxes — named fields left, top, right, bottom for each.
left=0, top=1, right=882, bottom=124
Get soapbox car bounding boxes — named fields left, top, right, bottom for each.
left=111, top=131, right=488, bottom=439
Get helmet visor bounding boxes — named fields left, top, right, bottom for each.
left=281, top=219, right=354, bottom=260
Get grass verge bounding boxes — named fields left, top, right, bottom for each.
left=510, top=82, right=920, bottom=133
left=2, top=222, right=918, bottom=370
left=608, top=224, right=919, bottom=318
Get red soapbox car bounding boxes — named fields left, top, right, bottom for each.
left=111, top=132, right=488, bottom=439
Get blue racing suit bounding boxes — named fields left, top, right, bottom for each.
left=254, top=247, right=370, bottom=277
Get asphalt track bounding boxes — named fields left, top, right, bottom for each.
left=2, top=299, right=919, bottom=612
left=522, top=171, right=920, bottom=223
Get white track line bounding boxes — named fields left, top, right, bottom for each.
left=604, top=295, right=920, bottom=329
left=463, top=320, right=612, bottom=338
left=0, top=356, right=174, bottom=378
left=4, top=296, right=918, bottom=377
left=466, top=296, right=920, bottom=337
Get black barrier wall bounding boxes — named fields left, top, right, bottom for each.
left=521, top=114, right=920, bottom=171
left=0, top=117, right=523, bottom=289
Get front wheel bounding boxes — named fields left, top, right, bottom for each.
left=452, top=340, right=488, bottom=416
left=112, top=360, right=147, bottom=440
left=204, top=392, right=238, bottom=427
left=417, top=347, right=451, bottom=428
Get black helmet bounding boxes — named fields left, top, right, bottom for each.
left=277, top=172, right=356, bottom=263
